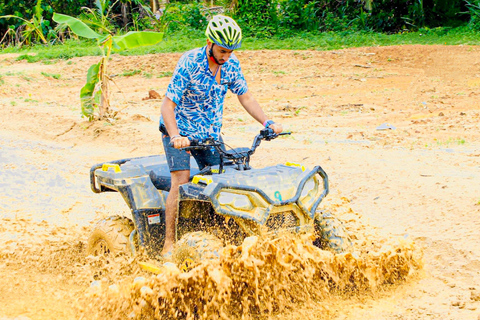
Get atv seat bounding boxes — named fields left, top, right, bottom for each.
left=148, top=166, right=201, bottom=191
left=145, top=157, right=201, bottom=192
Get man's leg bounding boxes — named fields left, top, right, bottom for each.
left=162, top=169, right=190, bottom=255
left=161, top=132, right=191, bottom=255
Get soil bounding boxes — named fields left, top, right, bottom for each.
left=1, top=44, right=480, bottom=319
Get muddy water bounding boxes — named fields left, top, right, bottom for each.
left=78, top=198, right=422, bottom=320
left=1, top=225, right=423, bottom=320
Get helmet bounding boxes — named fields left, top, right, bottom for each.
left=205, top=15, right=242, bottom=50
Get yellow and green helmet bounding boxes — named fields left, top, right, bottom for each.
left=205, top=15, right=242, bottom=50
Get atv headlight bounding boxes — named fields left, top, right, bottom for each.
left=299, top=176, right=322, bottom=211
left=301, top=178, right=316, bottom=198
left=218, top=192, right=253, bottom=211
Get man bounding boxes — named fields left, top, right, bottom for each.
left=159, top=15, right=283, bottom=256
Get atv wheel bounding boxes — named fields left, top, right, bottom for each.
left=87, top=216, right=134, bottom=256
left=173, top=231, right=223, bottom=271
left=313, top=210, right=352, bottom=253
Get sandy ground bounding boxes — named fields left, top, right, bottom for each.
left=0, top=44, right=480, bottom=319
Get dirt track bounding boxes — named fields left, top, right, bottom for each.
left=1, top=45, right=480, bottom=319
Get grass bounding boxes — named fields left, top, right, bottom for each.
left=157, top=71, right=173, bottom=78
left=2, top=26, right=480, bottom=62
left=41, top=72, right=61, bottom=79
left=120, top=69, right=141, bottom=77
left=435, top=138, right=467, bottom=146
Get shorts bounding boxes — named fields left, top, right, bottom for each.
left=161, top=132, right=223, bottom=172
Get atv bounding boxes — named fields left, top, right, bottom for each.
left=88, top=128, right=351, bottom=269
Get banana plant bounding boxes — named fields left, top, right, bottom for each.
left=53, top=13, right=163, bottom=121
left=0, top=0, right=48, bottom=45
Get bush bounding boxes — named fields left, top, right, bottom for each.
left=232, top=0, right=279, bottom=37
left=465, top=0, right=480, bottom=30
left=161, top=2, right=208, bottom=34
left=0, top=0, right=94, bottom=34
left=279, top=0, right=320, bottom=31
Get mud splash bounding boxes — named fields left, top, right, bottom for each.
left=79, top=196, right=423, bottom=320
left=0, top=196, right=423, bottom=319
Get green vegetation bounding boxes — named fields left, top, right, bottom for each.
left=3, top=26, right=480, bottom=63
left=51, top=12, right=163, bottom=120
left=41, top=71, right=61, bottom=79
left=120, top=69, right=142, bottom=77
left=433, top=137, right=468, bottom=147
left=0, top=0, right=49, bottom=45
left=157, top=71, right=173, bottom=78
left=2, top=0, right=480, bottom=49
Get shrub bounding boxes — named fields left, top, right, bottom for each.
left=232, top=0, right=279, bottom=37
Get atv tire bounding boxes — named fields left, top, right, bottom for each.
left=87, top=216, right=134, bottom=256
left=173, top=231, right=223, bottom=271
left=313, top=210, right=352, bottom=253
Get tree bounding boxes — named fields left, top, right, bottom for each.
left=53, top=13, right=163, bottom=121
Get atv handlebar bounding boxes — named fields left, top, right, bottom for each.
left=173, top=128, right=291, bottom=171
left=190, top=128, right=290, bottom=153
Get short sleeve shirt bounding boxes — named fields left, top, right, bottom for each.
left=160, top=46, right=248, bottom=141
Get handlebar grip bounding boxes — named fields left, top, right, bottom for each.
left=168, top=136, right=195, bottom=148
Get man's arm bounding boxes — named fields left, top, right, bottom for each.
left=161, top=96, right=190, bottom=148
left=237, top=91, right=283, bottom=134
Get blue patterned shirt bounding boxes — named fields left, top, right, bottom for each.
left=160, top=46, right=248, bottom=141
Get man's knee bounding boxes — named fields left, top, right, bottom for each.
left=170, top=170, right=190, bottom=187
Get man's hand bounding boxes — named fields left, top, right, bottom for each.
left=270, top=123, right=283, bottom=134
left=171, top=136, right=191, bottom=149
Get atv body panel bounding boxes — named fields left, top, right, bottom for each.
left=178, top=164, right=328, bottom=236
left=90, top=155, right=201, bottom=253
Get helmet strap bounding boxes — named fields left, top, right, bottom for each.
left=208, top=43, right=222, bottom=65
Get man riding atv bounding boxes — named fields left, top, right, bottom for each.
left=159, top=14, right=283, bottom=257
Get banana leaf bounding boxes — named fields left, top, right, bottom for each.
left=53, top=13, right=101, bottom=39
left=80, top=61, right=101, bottom=120
left=113, top=31, right=164, bottom=50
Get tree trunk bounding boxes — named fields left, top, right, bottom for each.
left=150, top=0, right=159, bottom=12
left=121, top=3, right=130, bottom=28
left=99, top=57, right=110, bottom=119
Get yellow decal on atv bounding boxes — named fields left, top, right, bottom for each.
left=192, top=175, right=213, bottom=185
left=285, top=162, right=305, bottom=172
left=180, top=258, right=195, bottom=272
left=102, top=163, right=122, bottom=173
left=138, top=261, right=162, bottom=274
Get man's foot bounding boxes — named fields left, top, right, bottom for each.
left=161, top=250, right=173, bottom=262
left=161, top=241, right=174, bottom=261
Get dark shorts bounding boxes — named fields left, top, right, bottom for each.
left=161, top=133, right=223, bottom=172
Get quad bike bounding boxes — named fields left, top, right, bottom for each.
left=88, top=128, right=351, bottom=270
